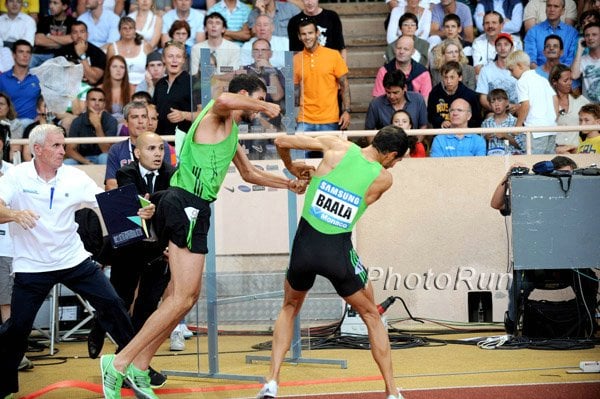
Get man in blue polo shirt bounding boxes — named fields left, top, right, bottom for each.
left=524, top=0, right=578, bottom=69
left=365, top=69, right=428, bottom=130
left=430, top=98, right=486, bottom=157
left=0, top=39, right=40, bottom=160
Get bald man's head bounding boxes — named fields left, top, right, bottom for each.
left=134, top=132, right=166, bottom=171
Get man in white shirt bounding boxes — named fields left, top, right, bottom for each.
left=472, top=11, right=522, bottom=74
left=240, top=14, right=288, bottom=68
left=77, top=0, right=120, bottom=49
left=0, top=0, right=36, bottom=47
left=0, top=124, right=155, bottom=399
left=190, top=12, right=240, bottom=75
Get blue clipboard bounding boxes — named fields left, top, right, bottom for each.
left=95, top=184, right=149, bottom=248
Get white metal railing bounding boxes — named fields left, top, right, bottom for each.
left=12, top=124, right=600, bottom=156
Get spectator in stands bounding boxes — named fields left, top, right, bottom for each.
left=32, top=0, right=76, bottom=68
left=524, top=0, right=578, bottom=69
left=572, top=22, right=600, bottom=104
left=0, top=123, right=153, bottom=399
left=100, top=55, right=134, bottom=131
left=373, top=36, right=432, bottom=101
left=135, top=51, right=165, bottom=96
left=427, top=61, right=481, bottom=129
left=0, top=0, right=36, bottom=47
left=385, top=12, right=430, bottom=67
left=294, top=18, right=350, bottom=138
left=161, top=0, right=205, bottom=48
left=248, top=0, right=300, bottom=37
left=0, top=40, right=41, bottom=161
left=430, top=13, right=473, bottom=63
left=129, top=0, right=172, bottom=15
left=106, top=17, right=153, bottom=87
left=0, top=93, right=22, bottom=158
left=366, top=69, right=428, bottom=131
left=476, top=33, right=519, bottom=113
left=535, top=35, right=581, bottom=93
left=55, top=20, right=107, bottom=86
left=472, top=11, right=522, bottom=74
left=77, top=0, right=120, bottom=49
left=190, top=12, right=240, bottom=76
left=239, top=38, right=285, bottom=130
left=167, top=20, right=193, bottom=59
left=22, top=95, right=59, bottom=161
left=481, top=88, right=522, bottom=155
left=578, top=10, right=600, bottom=34
left=128, top=0, right=163, bottom=50
left=550, top=64, right=590, bottom=154
left=147, top=103, right=159, bottom=132
left=391, top=109, right=426, bottom=157
left=506, top=50, right=557, bottom=154
left=152, top=40, right=194, bottom=135
left=430, top=38, right=475, bottom=90
left=580, top=0, right=600, bottom=14
left=523, top=0, right=577, bottom=32
left=76, top=0, right=125, bottom=16
left=240, top=14, right=289, bottom=68
left=207, top=0, right=252, bottom=45
left=0, top=0, right=38, bottom=21
left=430, top=98, right=486, bottom=157
left=474, top=0, right=524, bottom=35
left=429, top=0, right=474, bottom=46
left=288, top=0, right=347, bottom=60
left=65, top=87, right=118, bottom=165
left=577, top=103, right=600, bottom=154
left=386, top=0, right=432, bottom=43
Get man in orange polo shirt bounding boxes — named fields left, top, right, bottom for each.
left=293, top=17, right=350, bottom=157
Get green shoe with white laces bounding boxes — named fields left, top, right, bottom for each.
left=125, top=363, right=159, bottom=399
left=100, top=354, right=124, bottom=399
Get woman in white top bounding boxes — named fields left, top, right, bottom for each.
left=128, top=0, right=163, bottom=50
left=386, top=0, right=432, bottom=43
left=106, top=17, right=153, bottom=86
left=550, top=64, right=591, bottom=154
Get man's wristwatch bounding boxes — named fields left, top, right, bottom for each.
left=79, top=53, right=88, bottom=61
left=344, top=108, right=352, bottom=114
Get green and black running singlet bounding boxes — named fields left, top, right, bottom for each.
left=170, top=100, right=239, bottom=202
left=301, top=143, right=382, bottom=234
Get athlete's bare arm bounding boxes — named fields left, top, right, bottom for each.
left=275, top=135, right=347, bottom=178
left=364, top=170, right=393, bottom=206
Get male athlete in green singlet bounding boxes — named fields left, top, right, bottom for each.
left=100, top=74, right=311, bottom=399
left=258, top=126, right=409, bottom=399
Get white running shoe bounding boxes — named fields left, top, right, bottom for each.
left=169, top=328, right=185, bottom=351
left=257, top=380, right=278, bottom=399
left=179, top=323, right=194, bottom=339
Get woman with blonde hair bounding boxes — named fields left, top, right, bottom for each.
left=106, top=17, right=153, bottom=87
left=100, top=55, right=134, bottom=128
left=430, top=38, right=476, bottom=90
left=128, top=0, right=163, bottom=50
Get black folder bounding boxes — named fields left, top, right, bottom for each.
left=96, top=184, right=149, bottom=248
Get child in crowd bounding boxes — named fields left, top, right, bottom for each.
left=506, top=50, right=557, bottom=154
left=577, top=103, right=600, bottom=154
left=391, top=109, right=426, bottom=157
left=481, top=89, right=523, bottom=155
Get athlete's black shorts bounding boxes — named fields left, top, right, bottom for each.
left=154, top=187, right=211, bottom=254
left=287, top=218, right=368, bottom=297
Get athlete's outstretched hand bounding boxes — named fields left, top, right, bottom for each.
left=289, top=179, right=309, bottom=194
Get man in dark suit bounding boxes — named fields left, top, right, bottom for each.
left=88, top=132, right=174, bottom=387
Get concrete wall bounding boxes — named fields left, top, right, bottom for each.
left=81, top=153, right=600, bottom=323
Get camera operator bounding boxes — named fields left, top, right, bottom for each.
left=490, top=156, right=598, bottom=335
